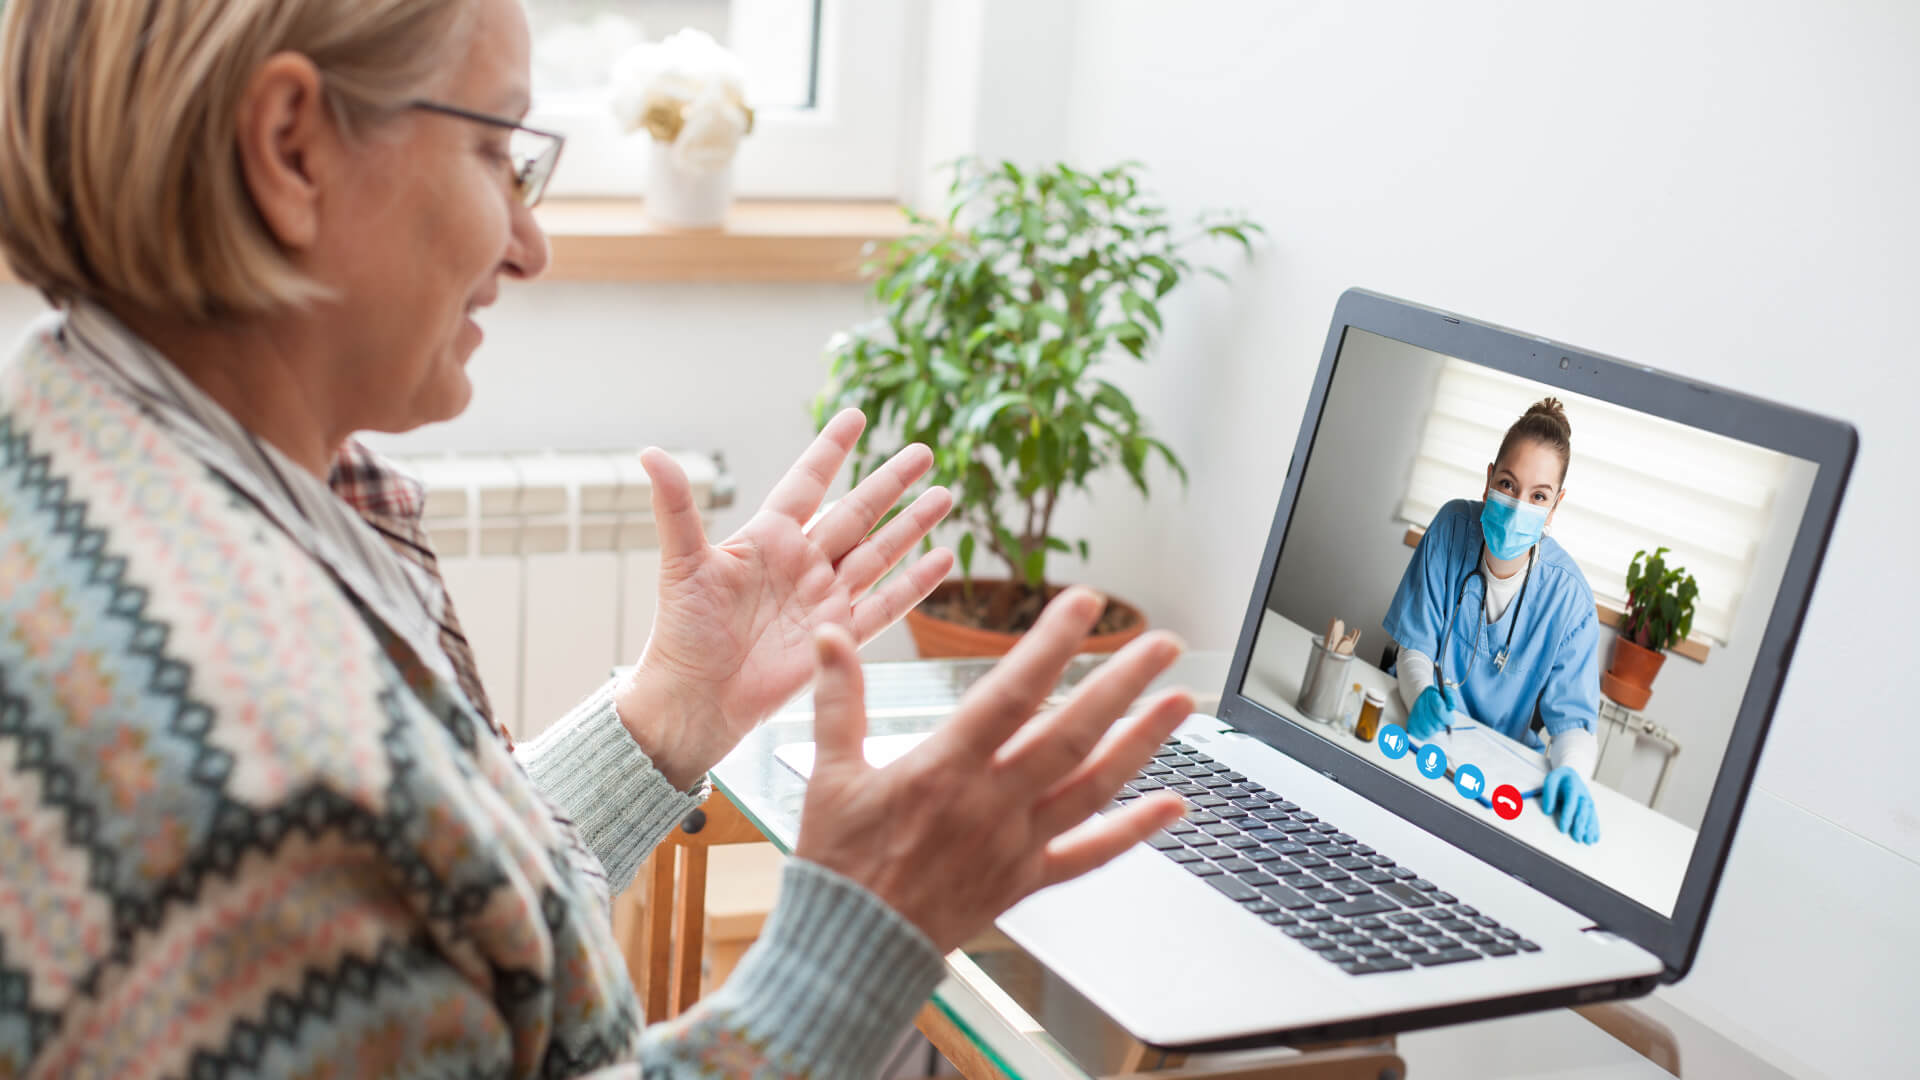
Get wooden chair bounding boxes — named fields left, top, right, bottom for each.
left=617, top=791, right=767, bottom=1023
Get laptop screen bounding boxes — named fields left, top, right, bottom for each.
left=1239, top=326, right=1819, bottom=917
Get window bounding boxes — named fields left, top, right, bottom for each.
left=1398, top=359, right=1798, bottom=645
left=525, top=0, right=913, bottom=199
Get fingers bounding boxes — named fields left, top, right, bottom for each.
left=851, top=548, right=955, bottom=644
left=936, top=587, right=1107, bottom=761
left=1575, top=802, right=1600, bottom=845
left=996, top=631, right=1185, bottom=789
left=1555, top=788, right=1581, bottom=835
left=836, top=485, right=955, bottom=597
left=809, top=624, right=870, bottom=769
left=807, top=444, right=935, bottom=564
left=640, top=448, right=709, bottom=562
left=1028, top=687, right=1195, bottom=840
left=1039, top=792, right=1186, bottom=889
left=763, top=409, right=867, bottom=523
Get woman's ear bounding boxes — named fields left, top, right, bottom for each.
left=1548, top=488, right=1567, bottom=526
left=1484, top=462, right=1494, bottom=498
left=234, top=53, right=331, bottom=252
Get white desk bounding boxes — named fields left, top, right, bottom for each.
left=1243, top=610, right=1697, bottom=915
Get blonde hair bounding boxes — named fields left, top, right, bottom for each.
left=0, top=0, right=473, bottom=321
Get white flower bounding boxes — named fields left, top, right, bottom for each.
left=610, top=29, right=751, bottom=166
left=672, top=82, right=750, bottom=173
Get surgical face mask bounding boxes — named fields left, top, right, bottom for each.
left=1481, top=490, right=1548, bottom=560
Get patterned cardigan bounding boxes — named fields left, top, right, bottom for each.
left=0, top=314, right=943, bottom=1078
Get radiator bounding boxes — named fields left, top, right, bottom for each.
left=397, top=450, right=734, bottom=741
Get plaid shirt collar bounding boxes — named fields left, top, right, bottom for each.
left=327, top=440, right=500, bottom=737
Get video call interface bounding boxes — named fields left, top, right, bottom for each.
left=1241, top=328, right=1818, bottom=916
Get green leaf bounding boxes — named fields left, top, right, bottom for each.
left=958, top=530, right=976, bottom=579
left=1209, top=223, right=1255, bottom=256
left=1023, top=547, right=1047, bottom=587
left=1077, top=539, right=1091, bottom=561
left=993, top=525, right=1025, bottom=580
left=1119, top=289, right=1164, bottom=332
left=1032, top=303, right=1071, bottom=330
left=967, top=391, right=1028, bottom=434
left=1149, top=438, right=1190, bottom=486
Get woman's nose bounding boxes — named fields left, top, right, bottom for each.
left=504, top=201, right=551, bottom=280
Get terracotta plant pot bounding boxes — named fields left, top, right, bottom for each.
left=904, top=579, right=1148, bottom=659
left=1603, top=635, right=1667, bottom=710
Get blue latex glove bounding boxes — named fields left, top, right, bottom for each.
left=1407, top=683, right=1463, bottom=739
left=1541, top=767, right=1601, bottom=844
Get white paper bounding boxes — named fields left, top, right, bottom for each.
left=773, top=732, right=931, bottom=779
left=1430, top=724, right=1551, bottom=800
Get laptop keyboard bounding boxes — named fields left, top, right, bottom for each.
left=1114, top=739, right=1542, bottom=975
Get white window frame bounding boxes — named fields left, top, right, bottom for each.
left=528, top=0, right=914, bottom=200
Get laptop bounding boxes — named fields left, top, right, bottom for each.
left=977, top=289, right=1857, bottom=1049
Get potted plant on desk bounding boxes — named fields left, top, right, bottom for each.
left=814, top=159, right=1260, bottom=657
left=1602, top=546, right=1700, bottom=709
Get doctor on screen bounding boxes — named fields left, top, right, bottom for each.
left=1383, top=398, right=1603, bottom=844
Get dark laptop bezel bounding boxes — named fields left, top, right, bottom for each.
left=1217, top=288, right=1856, bottom=980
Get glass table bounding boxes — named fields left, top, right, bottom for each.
left=707, top=653, right=1771, bottom=1079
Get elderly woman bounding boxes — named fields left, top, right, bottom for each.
left=0, top=1, right=1196, bottom=1077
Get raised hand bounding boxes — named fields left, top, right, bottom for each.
left=616, top=410, right=954, bottom=786
left=795, top=588, right=1194, bottom=952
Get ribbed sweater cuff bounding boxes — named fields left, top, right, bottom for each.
left=517, top=678, right=709, bottom=891
left=711, top=859, right=946, bottom=1075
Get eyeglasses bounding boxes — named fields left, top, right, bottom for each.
left=407, top=100, right=566, bottom=208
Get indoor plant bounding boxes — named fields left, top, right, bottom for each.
left=610, top=28, right=754, bottom=228
left=815, top=159, right=1259, bottom=656
left=1603, top=546, right=1699, bottom=709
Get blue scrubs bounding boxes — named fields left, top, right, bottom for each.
left=1383, top=499, right=1600, bottom=749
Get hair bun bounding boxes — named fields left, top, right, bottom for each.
left=1527, top=397, right=1571, bottom=436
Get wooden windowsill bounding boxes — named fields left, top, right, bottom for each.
left=0, top=199, right=912, bottom=287
left=1399, top=525, right=1712, bottom=663
left=534, top=198, right=910, bottom=283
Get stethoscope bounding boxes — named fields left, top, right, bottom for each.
left=1434, top=546, right=1536, bottom=691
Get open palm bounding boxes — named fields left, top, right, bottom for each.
left=636, top=409, right=954, bottom=751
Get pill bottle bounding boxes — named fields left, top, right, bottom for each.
left=1354, top=688, right=1388, bottom=742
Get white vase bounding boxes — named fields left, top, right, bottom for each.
left=644, top=140, right=734, bottom=230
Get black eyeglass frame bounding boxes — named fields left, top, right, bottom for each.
left=407, top=100, right=566, bottom=208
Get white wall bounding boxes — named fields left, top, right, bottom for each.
left=1055, top=1, right=1919, bottom=1073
